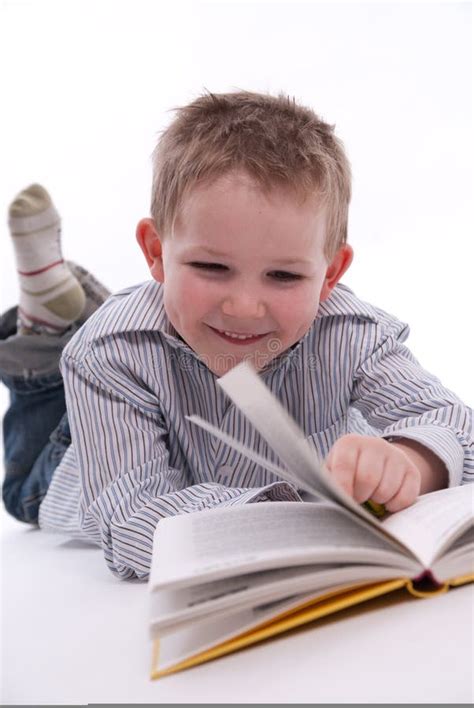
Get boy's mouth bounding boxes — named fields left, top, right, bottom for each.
left=207, top=325, right=268, bottom=345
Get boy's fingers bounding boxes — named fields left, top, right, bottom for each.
left=369, top=459, right=406, bottom=505
left=325, top=438, right=360, bottom=498
left=326, top=436, right=421, bottom=512
left=326, top=465, right=355, bottom=498
left=384, top=468, right=421, bottom=512
left=352, top=447, right=387, bottom=502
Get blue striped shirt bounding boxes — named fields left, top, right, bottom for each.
left=38, top=281, right=474, bottom=579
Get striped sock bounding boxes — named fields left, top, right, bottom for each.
left=8, top=184, right=86, bottom=334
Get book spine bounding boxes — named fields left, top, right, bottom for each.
left=407, top=570, right=448, bottom=598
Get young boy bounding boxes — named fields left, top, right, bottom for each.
left=1, top=90, right=472, bottom=580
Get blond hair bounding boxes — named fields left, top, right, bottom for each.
left=151, top=90, right=351, bottom=258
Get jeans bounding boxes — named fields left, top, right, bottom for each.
left=0, top=306, right=75, bottom=523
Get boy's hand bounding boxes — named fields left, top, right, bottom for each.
left=325, top=434, right=422, bottom=512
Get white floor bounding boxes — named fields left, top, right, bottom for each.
left=1, top=508, right=473, bottom=704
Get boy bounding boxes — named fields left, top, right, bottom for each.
left=1, top=90, right=472, bottom=580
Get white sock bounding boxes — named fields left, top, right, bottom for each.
left=8, top=184, right=86, bottom=334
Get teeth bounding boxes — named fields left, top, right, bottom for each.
left=222, top=330, right=258, bottom=340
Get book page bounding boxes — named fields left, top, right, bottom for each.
left=149, top=501, right=419, bottom=592
left=155, top=593, right=316, bottom=671
left=431, top=530, right=474, bottom=582
left=150, top=563, right=405, bottom=634
left=154, top=578, right=406, bottom=674
left=381, top=484, right=474, bottom=568
left=445, top=525, right=474, bottom=554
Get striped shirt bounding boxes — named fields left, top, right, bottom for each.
left=38, top=280, right=474, bottom=579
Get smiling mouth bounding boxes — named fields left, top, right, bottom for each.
left=207, top=326, right=269, bottom=344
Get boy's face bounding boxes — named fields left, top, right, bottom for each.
left=137, top=171, right=352, bottom=376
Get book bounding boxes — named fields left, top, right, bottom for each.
left=148, top=361, right=474, bottom=679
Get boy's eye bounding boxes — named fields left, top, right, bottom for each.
left=269, top=270, right=303, bottom=282
left=188, top=263, right=303, bottom=281
left=188, top=262, right=228, bottom=272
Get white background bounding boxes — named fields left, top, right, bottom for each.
left=0, top=0, right=472, bottom=408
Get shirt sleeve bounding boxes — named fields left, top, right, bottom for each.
left=57, top=349, right=301, bottom=580
left=350, top=318, right=474, bottom=487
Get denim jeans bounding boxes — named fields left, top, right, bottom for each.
left=0, top=306, right=76, bottom=523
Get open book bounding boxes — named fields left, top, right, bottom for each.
left=148, top=362, right=474, bottom=679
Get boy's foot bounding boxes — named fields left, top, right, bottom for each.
left=8, top=184, right=86, bottom=334
left=67, top=261, right=111, bottom=323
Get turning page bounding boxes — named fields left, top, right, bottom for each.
left=381, top=484, right=474, bottom=568
left=188, top=361, right=387, bottom=529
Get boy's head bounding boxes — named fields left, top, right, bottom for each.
left=137, top=90, right=353, bottom=375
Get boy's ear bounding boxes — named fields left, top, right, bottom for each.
left=136, top=218, right=165, bottom=283
left=319, top=244, right=354, bottom=301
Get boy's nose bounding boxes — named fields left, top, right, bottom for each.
left=221, top=294, right=266, bottom=320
